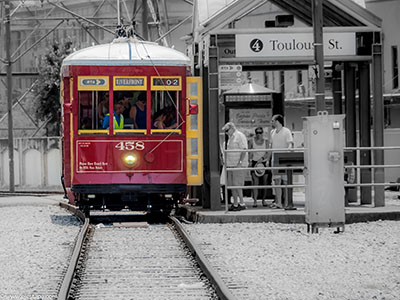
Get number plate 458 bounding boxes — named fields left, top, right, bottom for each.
left=115, top=141, right=145, bottom=151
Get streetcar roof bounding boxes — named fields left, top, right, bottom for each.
left=62, top=38, right=190, bottom=66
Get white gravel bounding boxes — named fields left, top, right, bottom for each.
left=0, top=197, right=81, bottom=300
left=1, top=195, right=399, bottom=300
left=183, top=221, right=400, bottom=300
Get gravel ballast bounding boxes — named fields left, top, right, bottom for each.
left=0, top=197, right=81, bottom=300
left=183, top=221, right=400, bottom=300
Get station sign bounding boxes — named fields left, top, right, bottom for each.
left=78, top=76, right=109, bottom=91
left=151, top=76, right=182, bottom=90
left=236, top=32, right=356, bottom=57
left=218, top=64, right=245, bottom=91
left=113, top=76, right=147, bottom=90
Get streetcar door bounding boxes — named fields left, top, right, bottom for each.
left=186, top=77, right=203, bottom=185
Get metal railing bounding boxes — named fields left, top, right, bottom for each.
left=223, top=148, right=305, bottom=212
left=222, top=146, right=400, bottom=212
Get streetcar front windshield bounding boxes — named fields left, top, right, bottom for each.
left=78, top=91, right=108, bottom=131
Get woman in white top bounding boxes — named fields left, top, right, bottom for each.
left=248, top=127, right=269, bottom=207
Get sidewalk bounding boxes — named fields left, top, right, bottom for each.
left=178, top=191, right=400, bottom=224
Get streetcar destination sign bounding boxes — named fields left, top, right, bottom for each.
left=236, top=32, right=356, bottom=57
left=113, top=76, right=146, bottom=90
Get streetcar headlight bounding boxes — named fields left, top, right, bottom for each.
left=123, top=154, right=137, bottom=166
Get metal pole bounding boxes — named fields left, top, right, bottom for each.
left=372, top=41, right=385, bottom=207
left=312, top=0, right=325, bottom=113
left=5, top=0, right=15, bottom=192
left=117, top=0, right=121, bottom=25
left=208, top=35, right=221, bottom=210
left=359, top=61, right=372, bottom=205
left=142, top=0, right=148, bottom=40
left=47, top=1, right=115, bottom=35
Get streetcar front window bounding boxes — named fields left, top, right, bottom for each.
left=112, top=91, right=147, bottom=133
left=78, top=91, right=109, bottom=131
left=151, top=90, right=179, bottom=132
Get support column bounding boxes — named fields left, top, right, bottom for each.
left=201, top=66, right=210, bottom=208
left=312, top=0, right=326, bottom=113
left=332, top=62, right=342, bottom=114
left=207, top=35, right=221, bottom=210
left=5, top=0, right=15, bottom=193
left=372, top=41, right=385, bottom=207
left=344, top=63, right=357, bottom=204
left=359, top=62, right=372, bottom=205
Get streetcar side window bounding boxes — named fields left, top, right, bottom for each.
left=78, top=91, right=109, bottom=131
left=151, top=91, right=179, bottom=131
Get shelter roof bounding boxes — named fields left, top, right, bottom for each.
left=194, top=0, right=381, bottom=38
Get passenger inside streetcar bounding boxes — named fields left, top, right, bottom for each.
left=151, top=90, right=179, bottom=130
left=130, top=91, right=147, bottom=129
left=102, top=102, right=124, bottom=129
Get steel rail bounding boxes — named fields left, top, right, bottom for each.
left=170, top=216, right=237, bottom=300
left=58, top=203, right=89, bottom=300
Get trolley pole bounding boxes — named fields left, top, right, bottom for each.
left=5, top=0, right=15, bottom=193
left=312, top=0, right=326, bottom=113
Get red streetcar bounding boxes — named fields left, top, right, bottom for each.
left=60, top=37, right=203, bottom=215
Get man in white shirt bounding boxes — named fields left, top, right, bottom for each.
left=265, top=114, right=294, bottom=209
left=222, top=122, right=248, bottom=211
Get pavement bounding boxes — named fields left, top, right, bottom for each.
left=178, top=191, right=400, bottom=224
left=2, top=191, right=399, bottom=225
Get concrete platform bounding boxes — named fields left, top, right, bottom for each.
left=178, top=191, right=400, bottom=224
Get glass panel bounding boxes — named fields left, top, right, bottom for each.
left=79, top=90, right=108, bottom=130
left=113, top=91, right=147, bottom=130
left=190, top=138, right=198, bottom=155
left=151, top=90, right=179, bottom=131
left=190, top=159, right=198, bottom=176
left=190, top=114, right=198, bottom=130
left=190, top=82, right=198, bottom=97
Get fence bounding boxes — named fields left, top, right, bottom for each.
left=0, top=137, right=63, bottom=191
left=223, top=146, right=400, bottom=212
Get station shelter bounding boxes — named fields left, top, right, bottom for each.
left=186, top=0, right=383, bottom=210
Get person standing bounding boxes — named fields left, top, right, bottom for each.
left=265, top=114, right=294, bottom=209
left=222, top=122, right=248, bottom=211
left=249, top=127, right=269, bottom=207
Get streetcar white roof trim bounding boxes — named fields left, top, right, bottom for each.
left=62, top=38, right=191, bottom=66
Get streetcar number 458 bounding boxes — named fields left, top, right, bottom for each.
left=115, top=141, right=145, bottom=151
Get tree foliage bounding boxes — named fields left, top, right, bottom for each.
left=35, top=40, right=73, bottom=136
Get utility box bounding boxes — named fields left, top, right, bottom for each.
left=303, top=112, right=345, bottom=233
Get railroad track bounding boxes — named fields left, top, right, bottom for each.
left=58, top=205, right=236, bottom=300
